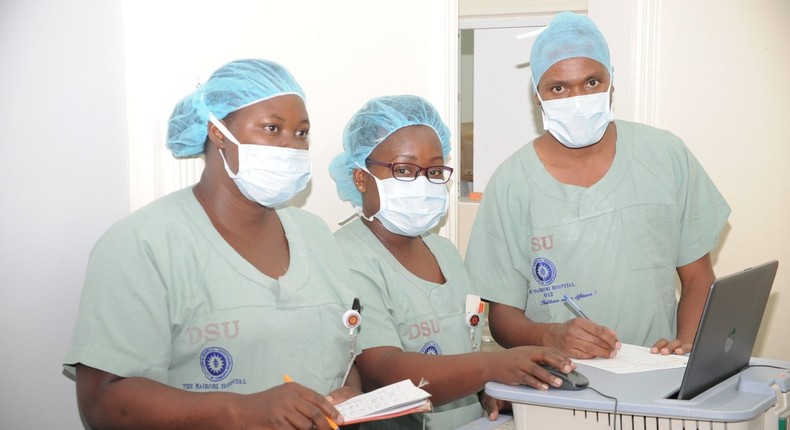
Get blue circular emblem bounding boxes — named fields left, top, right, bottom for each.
left=419, top=341, right=442, bottom=355
left=200, top=347, right=233, bottom=382
left=532, top=257, right=557, bottom=286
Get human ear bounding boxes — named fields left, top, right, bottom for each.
left=353, top=168, right=367, bottom=193
left=206, top=121, right=227, bottom=150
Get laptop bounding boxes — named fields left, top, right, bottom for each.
left=675, top=260, right=779, bottom=400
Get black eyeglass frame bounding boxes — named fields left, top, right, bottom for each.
left=365, top=158, right=454, bottom=184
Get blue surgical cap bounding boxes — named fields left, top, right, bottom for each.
left=166, top=59, right=305, bottom=158
left=530, top=12, right=611, bottom=88
left=329, top=95, right=451, bottom=209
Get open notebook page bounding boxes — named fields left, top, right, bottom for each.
left=335, top=379, right=432, bottom=424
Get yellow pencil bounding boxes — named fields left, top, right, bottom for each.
left=282, top=374, right=340, bottom=429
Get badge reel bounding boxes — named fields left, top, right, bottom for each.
left=340, top=298, right=361, bottom=386
left=465, top=295, right=485, bottom=350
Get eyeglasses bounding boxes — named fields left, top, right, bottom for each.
left=365, top=158, right=453, bottom=184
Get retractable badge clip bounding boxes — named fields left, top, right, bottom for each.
left=342, top=298, right=362, bottom=334
left=340, top=298, right=361, bottom=387
left=465, top=295, right=484, bottom=350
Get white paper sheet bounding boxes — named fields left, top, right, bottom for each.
left=574, top=343, right=688, bottom=374
left=334, top=379, right=431, bottom=422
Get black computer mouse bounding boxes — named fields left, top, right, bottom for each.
left=540, top=364, right=589, bottom=390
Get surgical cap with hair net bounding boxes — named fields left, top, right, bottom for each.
left=530, top=12, right=611, bottom=88
left=166, top=59, right=305, bottom=158
left=329, top=95, right=451, bottom=209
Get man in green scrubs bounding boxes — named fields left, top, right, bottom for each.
left=465, top=12, right=730, bottom=359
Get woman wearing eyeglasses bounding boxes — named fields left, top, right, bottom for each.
left=328, top=95, right=574, bottom=429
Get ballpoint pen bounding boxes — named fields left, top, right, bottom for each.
left=563, top=293, right=591, bottom=320
left=283, top=374, right=339, bottom=430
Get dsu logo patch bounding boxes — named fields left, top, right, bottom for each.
left=200, top=347, right=233, bottom=382
left=532, top=257, right=557, bottom=286
left=419, top=341, right=442, bottom=355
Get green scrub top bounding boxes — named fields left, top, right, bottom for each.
left=465, top=120, right=730, bottom=346
left=64, top=187, right=359, bottom=395
left=335, top=219, right=484, bottom=429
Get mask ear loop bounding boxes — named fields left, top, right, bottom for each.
left=535, top=88, right=550, bottom=132
left=207, top=112, right=242, bottom=179
left=605, top=68, right=614, bottom=114
left=354, top=163, right=382, bottom=222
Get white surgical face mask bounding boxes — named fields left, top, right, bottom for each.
left=209, top=113, right=311, bottom=207
left=358, top=168, right=448, bottom=237
left=538, top=82, right=613, bottom=149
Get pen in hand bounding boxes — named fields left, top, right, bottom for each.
left=563, top=294, right=621, bottom=357
left=563, top=294, right=590, bottom=320
left=283, top=374, right=340, bottom=430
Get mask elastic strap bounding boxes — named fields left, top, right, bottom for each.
left=358, top=211, right=376, bottom=223
left=535, top=90, right=550, bottom=131
left=354, top=163, right=379, bottom=222
left=605, top=70, right=614, bottom=112
left=207, top=112, right=241, bottom=179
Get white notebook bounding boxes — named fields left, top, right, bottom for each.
left=335, top=379, right=432, bottom=424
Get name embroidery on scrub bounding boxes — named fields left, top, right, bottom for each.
left=531, top=235, right=555, bottom=251
left=407, top=319, right=440, bottom=340
left=187, top=320, right=240, bottom=344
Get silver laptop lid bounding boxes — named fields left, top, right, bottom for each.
left=676, top=260, right=778, bottom=400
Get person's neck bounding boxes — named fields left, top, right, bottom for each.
left=193, top=170, right=278, bottom=231
left=363, top=217, right=420, bottom=250
left=535, top=122, right=617, bottom=187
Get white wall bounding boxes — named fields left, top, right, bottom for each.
left=4, top=2, right=787, bottom=428
left=591, top=0, right=790, bottom=360
left=0, top=1, right=456, bottom=428
left=654, top=0, right=790, bottom=361
left=0, top=0, right=129, bottom=428
left=123, top=0, right=457, bottom=234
